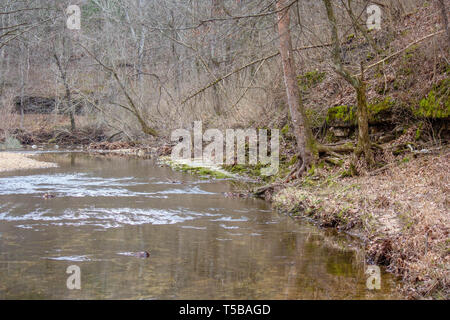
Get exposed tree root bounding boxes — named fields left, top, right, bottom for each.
left=253, top=141, right=357, bottom=198
left=283, top=142, right=356, bottom=182
left=284, top=159, right=307, bottom=182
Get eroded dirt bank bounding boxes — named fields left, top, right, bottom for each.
left=272, top=151, right=449, bottom=300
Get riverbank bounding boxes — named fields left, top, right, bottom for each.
left=2, top=141, right=447, bottom=299
left=271, top=151, right=449, bottom=300
left=0, top=152, right=58, bottom=172
left=0, top=151, right=403, bottom=299
left=154, top=144, right=448, bottom=300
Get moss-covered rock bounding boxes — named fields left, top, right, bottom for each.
left=159, top=157, right=235, bottom=179
left=368, top=97, right=395, bottom=123
left=222, top=162, right=283, bottom=183
left=326, top=97, right=396, bottom=127
left=178, top=164, right=230, bottom=179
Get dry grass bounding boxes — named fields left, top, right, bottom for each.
left=365, top=152, right=449, bottom=299
left=272, top=149, right=449, bottom=299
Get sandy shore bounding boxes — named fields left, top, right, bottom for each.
left=0, top=152, right=58, bottom=173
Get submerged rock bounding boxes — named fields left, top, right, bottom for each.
left=166, top=179, right=182, bottom=184
left=223, top=192, right=248, bottom=199
left=43, top=193, right=56, bottom=199
left=135, top=251, right=150, bottom=258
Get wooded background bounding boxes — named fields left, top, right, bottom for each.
left=0, top=0, right=446, bottom=147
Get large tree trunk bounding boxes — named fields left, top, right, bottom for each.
left=276, top=0, right=315, bottom=177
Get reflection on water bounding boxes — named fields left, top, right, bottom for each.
left=0, top=153, right=401, bottom=299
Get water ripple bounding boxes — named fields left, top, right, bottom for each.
left=0, top=207, right=201, bottom=229
left=0, top=173, right=215, bottom=197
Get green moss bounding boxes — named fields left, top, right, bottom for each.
left=326, top=98, right=395, bottom=126
left=325, top=131, right=336, bottom=143
left=226, top=164, right=247, bottom=174
left=287, top=154, right=298, bottom=166
left=404, top=45, right=418, bottom=61
left=307, top=164, right=316, bottom=176
left=369, top=97, right=393, bottom=113
left=336, top=208, right=349, bottom=224
left=302, top=175, right=317, bottom=187
left=415, top=122, right=423, bottom=140
left=368, top=97, right=395, bottom=122
left=413, top=89, right=450, bottom=119
left=222, top=162, right=273, bottom=181
left=298, top=70, right=325, bottom=92
left=398, top=45, right=420, bottom=77
left=281, top=123, right=290, bottom=136
left=173, top=163, right=230, bottom=179
left=326, top=105, right=356, bottom=125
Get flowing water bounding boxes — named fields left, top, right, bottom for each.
left=0, top=152, right=401, bottom=299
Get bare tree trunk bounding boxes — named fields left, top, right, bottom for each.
left=323, top=0, right=373, bottom=167
left=437, top=0, right=450, bottom=46
left=276, top=0, right=315, bottom=177
left=169, top=9, right=181, bottom=98
left=19, top=46, right=25, bottom=129
left=0, top=12, right=5, bottom=89
left=355, top=65, right=373, bottom=165
left=53, top=53, right=75, bottom=132
left=210, top=0, right=224, bottom=115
